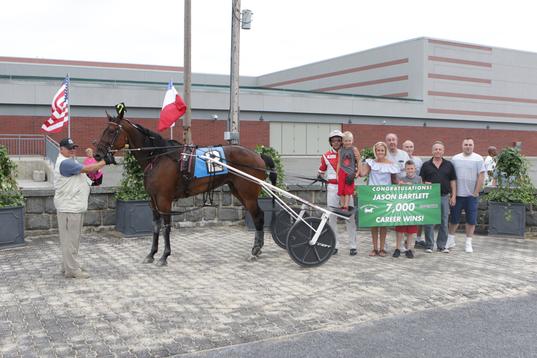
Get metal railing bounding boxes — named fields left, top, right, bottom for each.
left=45, top=136, right=59, bottom=165
left=0, top=134, right=59, bottom=164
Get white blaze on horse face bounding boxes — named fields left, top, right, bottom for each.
left=206, top=150, right=224, bottom=173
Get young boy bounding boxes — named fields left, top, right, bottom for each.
left=337, top=131, right=361, bottom=210
left=393, top=160, right=422, bottom=258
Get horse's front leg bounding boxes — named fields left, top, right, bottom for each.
left=157, top=213, right=172, bottom=266
left=251, top=204, right=265, bottom=257
left=143, top=210, right=161, bottom=263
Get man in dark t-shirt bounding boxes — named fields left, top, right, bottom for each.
left=419, top=141, right=457, bottom=253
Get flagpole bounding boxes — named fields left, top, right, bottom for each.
left=67, top=74, right=71, bottom=138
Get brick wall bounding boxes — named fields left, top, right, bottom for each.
left=1, top=114, right=533, bottom=156
left=342, top=124, right=536, bottom=156
left=0, top=116, right=270, bottom=152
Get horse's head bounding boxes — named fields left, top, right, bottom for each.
left=94, top=113, right=129, bottom=161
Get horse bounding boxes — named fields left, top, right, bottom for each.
left=94, top=113, right=277, bottom=266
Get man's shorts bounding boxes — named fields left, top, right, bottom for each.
left=450, top=196, right=478, bottom=225
left=395, top=225, right=418, bottom=234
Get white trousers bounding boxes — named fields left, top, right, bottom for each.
left=57, top=212, right=84, bottom=275
left=327, top=184, right=357, bottom=249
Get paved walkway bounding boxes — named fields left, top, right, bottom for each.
left=1, top=226, right=537, bottom=357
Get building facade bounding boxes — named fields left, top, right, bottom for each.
left=1, top=37, right=537, bottom=156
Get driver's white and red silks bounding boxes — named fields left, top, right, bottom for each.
left=318, top=148, right=357, bottom=249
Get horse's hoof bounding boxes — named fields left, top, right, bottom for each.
left=156, top=259, right=168, bottom=266
left=247, top=254, right=259, bottom=261
left=251, top=247, right=262, bottom=256
left=142, top=257, right=154, bottom=264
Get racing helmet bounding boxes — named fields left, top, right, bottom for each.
left=328, top=129, right=343, bottom=143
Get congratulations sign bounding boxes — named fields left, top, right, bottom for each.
left=357, top=184, right=441, bottom=227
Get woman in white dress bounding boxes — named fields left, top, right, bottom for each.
left=361, top=142, right=399, bottom=257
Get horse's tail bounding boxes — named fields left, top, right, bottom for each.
left=260, top=153, right=277, bottom=187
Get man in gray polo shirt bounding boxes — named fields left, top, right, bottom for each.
left=447, top=138, right=485, bottom=253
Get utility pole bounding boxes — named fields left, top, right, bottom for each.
left=183, top=0, right=192, bottom=144
left=226, top=0, right=241, bottom=145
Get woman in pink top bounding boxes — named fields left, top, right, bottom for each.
left=83, top=148, right=103, bottom=186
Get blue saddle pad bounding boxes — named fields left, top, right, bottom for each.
left=193, top=147, right=228, bottom=178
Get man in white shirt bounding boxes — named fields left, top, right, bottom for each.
left=484, top=146, right=497, bottom=187
left=385, top=133, right=410, bottom=251
left=402, top=140, right=423, bottom=175
left=386, top=133, right=410, bottom=179
left=447, top=138, right=486, bottom=253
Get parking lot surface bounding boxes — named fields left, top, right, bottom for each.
left=1, top=226, right=537, bottom=357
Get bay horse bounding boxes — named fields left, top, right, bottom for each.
left=94, top=113, right=277, bottom=266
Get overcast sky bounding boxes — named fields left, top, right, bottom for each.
left=2, top=0, right=536, bottom=76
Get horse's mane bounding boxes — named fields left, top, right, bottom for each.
left=114, top=116, right=183, bottom=154
left=131, top=123, right=170, bottom=148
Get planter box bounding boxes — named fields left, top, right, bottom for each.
left=0, top=206, right=25, bottom=247
left=116, top=200, right=153, bottom=237
left=488, top=201, right=526, bottom=238
left=245, top=198, right=282, bottom=231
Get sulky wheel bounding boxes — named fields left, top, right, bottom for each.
left=286, top=217, right=335, bottom=267
left=271, top=208, right=309, bottom=249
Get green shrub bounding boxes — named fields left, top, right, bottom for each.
left=0, top=145, right=24, bottom=208
left=115, top=152, right=149, bottom=201
left=485, top=147, right=536, bottom=205
left=361, top=146, right=375, bottom=161
left=255, top=145, right=286, bottom=198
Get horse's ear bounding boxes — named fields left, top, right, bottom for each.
left=105, top=110, right=112, bottom=121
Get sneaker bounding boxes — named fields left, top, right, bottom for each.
left=425, top=248, right=433, bottom=253
left=350, top=249, right=357, bottom=256
left=438, top=247, right=450, bottom=253
left=405, top=250, right=414, bottom=258
left=392, top=249, right=401, bottom=258
left=333, top=248, right=338, bottom=255
left=465, top=238, right=473, bottom=253
left=414, top=240, right=426, bottom=248
left=446, top=235, right=456, bottom=249
left=65, top=270, right=90, bottom=279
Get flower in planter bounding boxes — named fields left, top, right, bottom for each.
left=116, top=152, right=149, bottom=201
left=485, top=147, right=536, bottom=206
left=254, top=145, right=286, bottom=198
left=0, top=145, right=24, bottom=208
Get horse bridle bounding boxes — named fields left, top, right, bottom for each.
left=104, top=120, right=126, bottom=157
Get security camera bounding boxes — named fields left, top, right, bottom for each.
left=212, top=114, right=218, bottom=120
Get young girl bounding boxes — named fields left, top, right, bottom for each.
left=361, top=141, right=399, bottom=257
left=337, top=131, right=361, bottom=210
left=83, top=148, right=103, bottom=186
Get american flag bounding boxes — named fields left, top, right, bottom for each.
left=41, top=76, right=70, bottom=133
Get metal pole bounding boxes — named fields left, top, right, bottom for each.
left=228, top=0, right=240, bottom=144
left=67, top=74, right=71, bottom=138
left=183, top=0, right=192, bottom=145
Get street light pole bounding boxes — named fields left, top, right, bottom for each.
left=226, top=0, right=241, bottom=145
left=183, top=0, right=192, bottom=145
